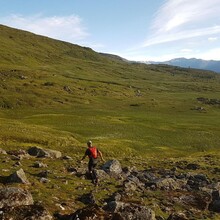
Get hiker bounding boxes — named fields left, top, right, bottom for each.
left=80, top=140, right=104, bottom=185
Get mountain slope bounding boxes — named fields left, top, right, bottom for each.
left=0, top=24, right=124, bottom=67
left=0, top=24, right=220, bottom=220
left=0, top=24, right=220, bottom=156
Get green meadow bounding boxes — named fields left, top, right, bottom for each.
left=0, top=24, right=220, bottom=160
left=1, top=25, right=220, bottom=218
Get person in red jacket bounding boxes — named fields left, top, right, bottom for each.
left=80, top=140, right=104, bottom=185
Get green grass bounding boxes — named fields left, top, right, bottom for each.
left=0, top=24, right=220, bottom=218
left=1, top=96, right=219, bottom=158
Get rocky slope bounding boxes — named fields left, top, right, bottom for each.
left=0, top=147, right=220, bottom=219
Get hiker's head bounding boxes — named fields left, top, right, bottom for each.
left=87, top=140, right=92, bottom=147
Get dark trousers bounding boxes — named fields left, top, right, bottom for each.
left=88, top=159, right=98, bottom=183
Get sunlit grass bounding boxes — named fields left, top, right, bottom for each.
left=0, top=25, right=220, bottom=217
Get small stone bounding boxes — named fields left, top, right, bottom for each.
left=7, top=168, right=30, bottom=184
left=63, top=155, right=73, bottom=160
left=0, top=148, right=7, bottom=155
left=40, top=178, right=50, bottom=183
left=33, top=161, right=48, bottom=168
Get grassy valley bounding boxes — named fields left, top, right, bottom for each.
left=0, top=24, right=220, bottom=219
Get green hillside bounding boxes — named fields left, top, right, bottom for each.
left=1, top=24, right=220, bottom=219
left=0, top=24, right=220, bottom=157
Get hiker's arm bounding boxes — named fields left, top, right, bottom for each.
left=98, top=150, right=105, bottom=162
left=80, top=154, right=87, bottom=162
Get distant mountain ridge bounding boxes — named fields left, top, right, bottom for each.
left=148, top=58, right=220, bottom=73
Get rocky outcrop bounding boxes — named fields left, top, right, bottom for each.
left=2, top=146, right=220, bottom=219
left=187, top=173, right=210, bottom=190
left=95, top=169, right=109, bottom=180
left=102, top=159, right=122, bottom=175
left=123, top=175, right=145, bottom=192
left=176, top=192, right=211, bottom=211
left=28, top=146, right=62, bottom=158
left=0, top=187, right=53, bottom=220
left=0, top=187, right=34, bottom=208
left=1, top=204, right=53, bottom=220
left=105, top=201, right=156, bottom=220
left=155, top=178, right=183, bottom=190
left=56, top=202, right=155, bottom=220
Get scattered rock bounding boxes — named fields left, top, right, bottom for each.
left=78, top=192, right=96, bottom=205
left=187, top=174, right=210, bottom=190
left=102, top=160, right=122, bottom=175
left=40, top=178, right=50, bottom=184
left=1, top=204, right=53, bottom=220
left=167, top=212, right=188, bottom=220
left=197, top=97, right=220, bottom=106
left=123, top=175, right=145, bottom=192
left=155, top=178, right=182, bottom=190
left=186, top=163, right=200, bottom=170
left=191, top=106, right=206, bottom=112
left=0, top=187, right=34, bottom=208
left=28, top=146, right=62, bottom=158
left=19, top=75, right=28, bottom=79
left=123, top=179, right=137, bottom=192
left=33, top=161, right=48, bottom=168
left=95, top=169, right=109, bottom=180
left=66, top=166, right=77, bottom=173
left=7, top=149, right=29, bottom=160
left=62, top=155, right=73, bottom=160
left=0, top=148, right=7, bottom=155
left=136, top=170, right=157, bottom=184
left=37, top=170, right=51, bottom=178
left=106, top=201, right=156, bottom=220
left=7, top=168, right=30, bottom=184
left=177, top=192, right=211, bottom=211
left=1, top=144, right=220, bottom=219
left=74, top=167, right=88, bottom=178
left=57, top=204, right=107, bottom=220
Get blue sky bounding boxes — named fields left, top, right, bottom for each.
left=1, top=0, right=220, bottom=61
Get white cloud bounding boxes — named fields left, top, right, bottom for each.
left=195, top=48, right=220, bottom=60
left=208, top=37, right=218, bottom=41
left=152, top=0, right=220, bottom=32
left=0, top=14, right=89, bottom=43
left=124, top=0, right=220, bottom=61
left=143, top=25, right=220, bottom=47
left=181, top=49, right=193, bottom=53
left=145, top=0, right=220, bottom=47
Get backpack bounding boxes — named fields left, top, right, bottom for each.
left=89, top=147, right=98, bottom=159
